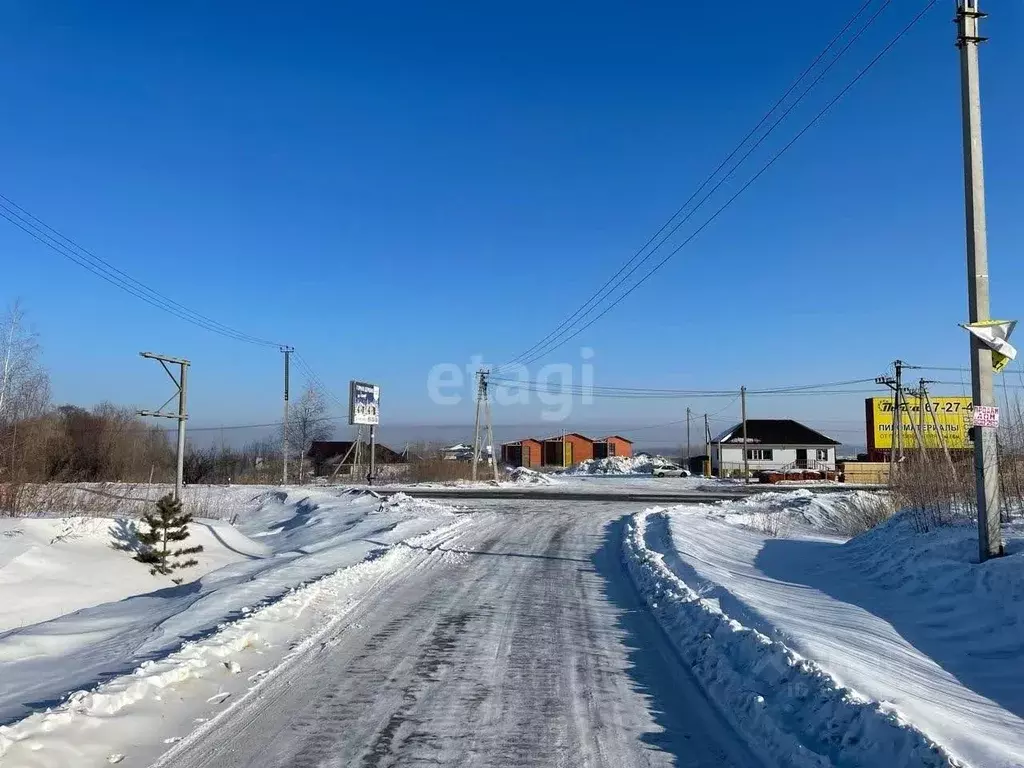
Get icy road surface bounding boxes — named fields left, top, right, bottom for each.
left=157, top=502, right=759, bottom=768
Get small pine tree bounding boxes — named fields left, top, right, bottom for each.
left=135, top=493, right=204, bottom=583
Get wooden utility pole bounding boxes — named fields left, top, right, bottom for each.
left=906, top=382, right=929, bottom=465
left=483, top=379, right=499, bottom=482
left=917, top=378, right=929, bottom=454
left=741, top=386, right=749, bottom=483
left=894, top=359, right=905, bottom=462
left=471, top=370, right=484, bottom=482
left=957, top=0, right=1003, bottom=560
left=922, top=382, right=955, bottom=470
left=138, top=352, right=189, bottom=501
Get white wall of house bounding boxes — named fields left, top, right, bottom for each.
left=711, top=444, right=836, bottom=473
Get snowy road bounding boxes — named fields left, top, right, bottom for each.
left=156, top=502, right=758, bottom=768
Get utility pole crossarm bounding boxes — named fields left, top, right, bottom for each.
left=137, top=351, right=190, bottom=501
left=140, top=351, right=189, bottom=366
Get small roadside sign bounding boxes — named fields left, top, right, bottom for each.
left=972, top=405, right=999, bottom=429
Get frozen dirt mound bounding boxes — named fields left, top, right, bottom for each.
left=623, top=508, right=960, bottom=768
left=506, top=467, right=556, bottom=485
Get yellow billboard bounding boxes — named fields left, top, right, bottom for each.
left=866, top=396, right=973, bottom=450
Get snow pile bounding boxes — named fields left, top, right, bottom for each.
left=505, top=467, right=556, bottom=485
left=706, top=488, right=893, bottom=536
left=562, top=455, right=655, bottom=475
left=0, top=490, right=458, bottom=729
left=0, top=518, right=468, bottom=767
left=623, top=508, right=960, bottom=768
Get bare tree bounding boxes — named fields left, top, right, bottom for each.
left=0, top=301, right=50, bottom=487
left=0, top=300, right=49, bottom=423
left=288, top=386, right=332, bottom=482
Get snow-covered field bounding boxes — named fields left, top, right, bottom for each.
left=624, top=490, right=1024, bottom=767
left=0, top=489, right=462, bottom=766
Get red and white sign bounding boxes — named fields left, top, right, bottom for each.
left=972, top=405, right=1000, bottom=429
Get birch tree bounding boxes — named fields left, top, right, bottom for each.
left=288, top=385, right=332, bottom=482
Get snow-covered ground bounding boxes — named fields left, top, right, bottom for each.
left=0, top=489, right=461, bottom=765
left=625, top=490, right=1024, bottom=767
left=0, top=515, right=268, bottom=632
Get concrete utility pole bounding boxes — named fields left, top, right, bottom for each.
left=741, top=386, right=749, bottom=483
left=957, top=0, right=1003, bottom=560
left=368, top=424, right=377, bottom=486
left=704, top=413, right=711, bottom=477
left=138, top=352, right=190, bottom=501
left=686, top=407, right=691, bottom=464
left=281, top=347, right=292, bottom=485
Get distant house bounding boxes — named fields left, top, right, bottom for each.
left=592, top=435, right=633, bottom=460
left=501, top=438, right=543, bottom=468
left=442, top=443, right=474, bottom=461
left=711, top=420, right=840, bottom=475
left=442, top=443, right=492, bottom=462
left=307, top=440, right=406, bottom=476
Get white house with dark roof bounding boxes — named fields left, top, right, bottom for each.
left=711, top=419, right=841, bottom=475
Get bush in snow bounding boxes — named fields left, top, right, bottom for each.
left=133, top=494, right=203, bottom=583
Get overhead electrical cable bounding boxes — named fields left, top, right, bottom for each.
left=0, top=195, right=283, bottom=348
left=498, top=0, right=936, bottom=370
left=496, top=0, right=883, bottom=373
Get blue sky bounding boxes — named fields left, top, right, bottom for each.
left=2, top=1, right=1022, bottom=446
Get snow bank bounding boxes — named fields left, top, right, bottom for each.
left=633, top=493, right=1024, bottom=767
left=0, top=517, right=468, bottom=767
left=0, top=516, right=268, bottom=632
left=0, top=490, right=457, bottom=729
left=623, top=508, right=959, bottom=768
left=705, top=488, right=893, bottom=536
left=562, top=455, right=656, bottom=475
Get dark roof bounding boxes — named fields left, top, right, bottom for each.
left=712, top=419, right=840, bottom=446
left=597, top=435, right=633, bottom=443
left=307, top=440, right=405, bottom=464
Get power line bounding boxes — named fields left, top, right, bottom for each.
left=497, top=0, right=889, bottom=372
left=0, top=196, right=362, bottom=412
left=292, top=352, right=350, bottom=411
left=488, top=376, right=880, bottom=398
left=499, top=1, right=938, bottom=369
left=0, top=195, right=283, bottom=347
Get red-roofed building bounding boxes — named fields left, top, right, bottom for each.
left=593, top=435, right=633, bottom=460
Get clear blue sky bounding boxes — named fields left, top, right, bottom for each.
left=2, top=1, right=1022, bottom=445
